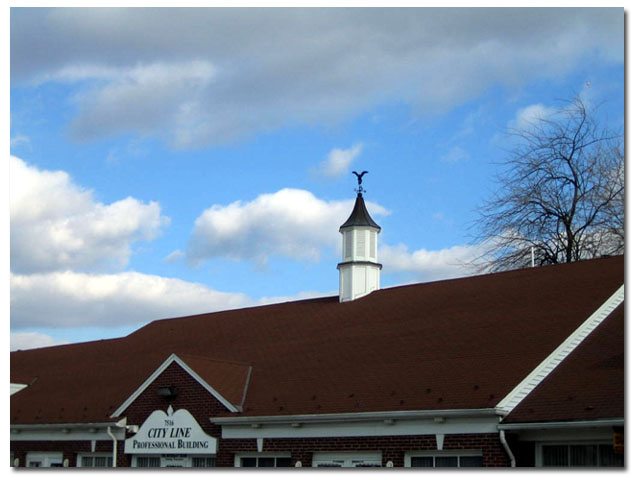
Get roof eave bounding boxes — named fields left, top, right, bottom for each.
left=498, top=418, right=624, bottom=430
left=211, top=408, right=500, bottom=425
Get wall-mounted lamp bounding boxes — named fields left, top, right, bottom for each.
left=157, top=386, right=177, bottom=400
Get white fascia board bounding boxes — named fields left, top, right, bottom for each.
left=211, top=408, right=498, bottom=425
left=10, top=383, right=29, bottom=395
left=111, top=353, right=239, bottom=418
left=498, top=418, right=624, bottom=431
left=10, top=422, right=127, bottom=442
left=218, top=414, right=500, bottom=439
left=496, top=284, right=624, bottom=416
left=212, top=409, right=501, bottom=440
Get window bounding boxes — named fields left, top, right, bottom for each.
left=312, top=452, right=382, bottom=468
left=344, top=231, right=353, bottom=259
left=540, top=443, right=623, bottom=467
left=236, top=454, right=291, bottom=468
left=405, top=451, right=483, bottom=468
left=25, top=452, right=64, bottom=468
left=134, top=456, right=161, bottom=468
left=356, top=230, right=366, bottom=257
left=78, top=454, right=112, bottom=467
left=369, top=232, right=376, bottom=260
left=191, top=456, right=216, bottom=468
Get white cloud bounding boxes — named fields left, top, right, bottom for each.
left=186, top=188, right=389, bottom=265
left=66, top=61, right=216, bottom=146
left=10, top=8, right=622, bottom=147
left=10, top=156, right=169, bottom=273
left=10, top=134, right=31, bottom=148
left=317, top=143, right=363, bottom=178
left=164, top=250, right=185, bottom=263
left=441, top=146, right=470, bottom=164
left=10, top=270, right=253, bottom=329
left=10, top=332, right=69, bottom=351
left=510, top=103, right=558, bottom=130
left=258, top=290, right=336, bottom=306
left=379, top=242, right=492, bottom=282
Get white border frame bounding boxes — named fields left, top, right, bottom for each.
left=111, top=353, right=240, bottom=418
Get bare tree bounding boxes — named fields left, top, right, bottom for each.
left=473, top=96, right=624, bottom=272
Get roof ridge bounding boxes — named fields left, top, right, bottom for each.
left=373, top=255, right=625, bottom=295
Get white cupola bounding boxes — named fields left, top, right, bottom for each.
left=337, top=172, right=382, bottom=302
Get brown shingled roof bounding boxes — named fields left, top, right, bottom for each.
left=11, top=255, right=623, bottom=425
left=503, top=303, right=624, bottom=424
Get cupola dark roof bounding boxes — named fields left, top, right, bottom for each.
left=339, top=193, right=381, bottom=232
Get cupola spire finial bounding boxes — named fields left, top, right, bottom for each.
left=352, top=170, right=368, bottom=196
left=339, top=170, right=381, bottom=302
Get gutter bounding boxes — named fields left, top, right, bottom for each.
left=211, top=408, right=499, bottom=425
left=499, top=427, right=516, bottom=467
left=10, top=421, right=124, bottom=431
left=107, top=426, right=118, bottom=468
left=498, top=418, right=624, bottom=431
left=107, top=418, right=127, bottom=468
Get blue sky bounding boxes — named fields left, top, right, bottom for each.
left=8, top=6, right=625, bottom=350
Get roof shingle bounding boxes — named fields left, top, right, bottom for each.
left=11, top=255, right=624, bottom=425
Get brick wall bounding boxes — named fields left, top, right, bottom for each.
left=219, top=433, right=510, bottom=467
left=10, top=440, right=116, bottom=467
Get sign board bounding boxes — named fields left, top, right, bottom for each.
left=125, top=406, right=217, bottom=454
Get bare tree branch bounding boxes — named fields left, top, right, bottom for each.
left=471, top=96, right=624, bottom=272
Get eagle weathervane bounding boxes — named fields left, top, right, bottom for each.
left=352, top=170, right=368, bottom=195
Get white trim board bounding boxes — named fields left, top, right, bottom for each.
left=218, top=415, right=500, bottom=439
left=111, top=353, right=240, bottom=418
left=496, top=284, right=624, bottom=416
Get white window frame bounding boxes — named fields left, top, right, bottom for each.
left=189, top=455, right=217, bottom=468
left=404, top=450, right=483, bottom=468
left=234, top=452, right=292, bottom=467
left=132, top=455, right=161, bottom=468
left=132, top=454, right=217, bottom=468
left=536, top=441, right=623, bottom=467
left=76, top=452, right=113, bottom=468
left=25, top=452, right=64, bottom=468
left=312, top=451, right=382, bottom=467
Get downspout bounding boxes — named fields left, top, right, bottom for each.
left=499, top=428, right=516, bottom=467
left=107, top=426, right=118, bottom=468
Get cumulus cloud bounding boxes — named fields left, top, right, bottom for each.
left=66, top=61, right=216, bottom=146
left=441, top=146, right=470, bottom=164
left=10, top=271, right=254, bottom=329
left=10, top=8, right=623, bottom=147
left=510, top=103, right=558, bottom=130
left=186, top=188, right=389, bottom=265
left=379, top=242, right=493, bottom=282
left=10, top=156, right=169, bottom=273
left=316, top=143, right=363, bottom=178
left=10, top=332, right=69, bottom=351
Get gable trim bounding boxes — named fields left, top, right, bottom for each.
left=110, top=353, right=240, bottom=418
left=496, top=284, right=624, bottom=416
